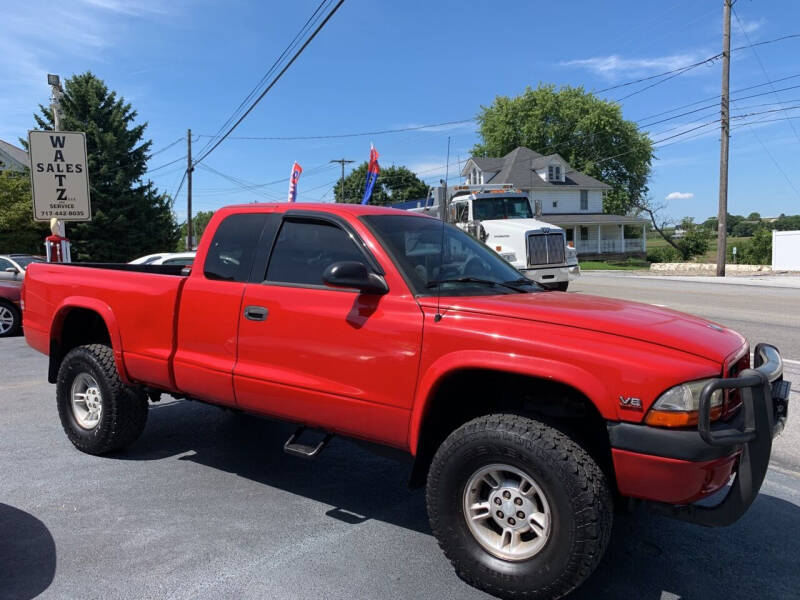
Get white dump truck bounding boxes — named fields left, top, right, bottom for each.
left=405, top=184, right=579, bottom=290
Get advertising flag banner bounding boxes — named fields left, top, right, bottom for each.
left=360, top=144, right=380, bottom=205
left=287, top=161, right=303, bottom=202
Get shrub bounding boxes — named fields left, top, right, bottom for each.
left=647, top=246, right=680, bottom=263
left=738, top=228, right=772, bottom=265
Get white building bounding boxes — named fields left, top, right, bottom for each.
left=772, top=230, right=800, bottom=270
left=0, top=139, right=29, bottom=173
left=461, top=147, right=647, bottom=257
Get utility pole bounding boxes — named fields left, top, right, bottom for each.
left=716, top=0, right=732, bottom=277
left=187, top=129, right=193, bottom=249
left=48, top=74, right=66, bottom=240
left=330, top=158, right=354, bottom=202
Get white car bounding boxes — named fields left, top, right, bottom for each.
left=0, top=254, right=45, bottom=282
left=129, top=252, right=196, bottom=266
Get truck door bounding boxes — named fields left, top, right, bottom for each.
left=233, top=212, right=423, bottom=448
left=173, top=212, right=276, bottom=406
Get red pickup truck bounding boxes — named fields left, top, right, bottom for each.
left=23, top=203, right=790, bottom=600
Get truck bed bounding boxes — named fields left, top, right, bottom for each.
left=23, top=261, right=188, bottom=391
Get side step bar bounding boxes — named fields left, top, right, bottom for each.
left=283, top=427, right=334, bottom=459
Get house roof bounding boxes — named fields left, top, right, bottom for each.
left=463, top=146, right=611, bottom=190
left=0, top=139, right=29, bottom=170
left=542, top=213, right=648, bottom=226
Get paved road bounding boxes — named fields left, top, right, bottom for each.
left=2, top=275, right=799, bottom=600
left=572, top=272, right=800, bottom=473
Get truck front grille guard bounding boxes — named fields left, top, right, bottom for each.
left=649, top=343, right=789, bottom=527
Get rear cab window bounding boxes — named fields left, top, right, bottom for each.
left=203, top=213, right=272, bottom=282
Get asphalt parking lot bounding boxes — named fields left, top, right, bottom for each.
left=2, top=273, right=799, bottom=600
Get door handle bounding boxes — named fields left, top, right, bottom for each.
left=244, top=305, right=268, bottom=321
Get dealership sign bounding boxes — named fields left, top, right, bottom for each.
left=28, top=130, right=92, bottom=222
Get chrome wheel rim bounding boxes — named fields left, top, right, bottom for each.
left=70, top=373, right=103, bottom=430
left=0, top=306, right=14, bottom=334
left=463, top=463, right=552, bottom=561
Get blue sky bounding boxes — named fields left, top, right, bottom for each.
left=2, top=0, right=799, bottom=223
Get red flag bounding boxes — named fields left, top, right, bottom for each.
left=287, top=161, right=302, bottom=202
left=361, top=144, right=380, bottom=204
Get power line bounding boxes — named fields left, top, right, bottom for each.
left=172, top=170, right=188, bottom=202
left=591, top=33, right=800, bottom=101
left=145, top=155, right=187, bottom=174
left=197, top=163, right=285, bottom=201
left=632, top=73, right=800, bottom=122
left=149, top=136, right=185, bottom=157
left=193, top=0, right=346, bottom=167
left=595, top=54, right=721, bottom=94
left=732, top=8, right=800, bottom=146
left=196, top=118, right=475, bottom=141
left=194, top=0, right=332, bottom=159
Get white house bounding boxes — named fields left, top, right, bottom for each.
left=0, top=139, right=29, bottom=173
left=461, top=147, right=648, bottom=257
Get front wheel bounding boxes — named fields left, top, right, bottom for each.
left=0, top=301, right=21, bottom=337
left=56, top=344, right=149, bottom=455
left=426, top=414, right=612, bottom=600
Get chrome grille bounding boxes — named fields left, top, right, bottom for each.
left=527, top=232, right=565, bottom=266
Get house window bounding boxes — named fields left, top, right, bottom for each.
left=548, top=164, right=561, bottom=182
left=580, top=190, right=588, bottom=211
left=580, top=226, right=589, bottom=241
left=471, top=167, right=481, bottom=185
left=552, top=200, right=558, bottom=208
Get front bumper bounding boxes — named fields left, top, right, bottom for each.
left=519, top=265, right=570, bottom=285
left=567, top=264, right=580, bottom=281
left=609, top=343, right=790, bottom=527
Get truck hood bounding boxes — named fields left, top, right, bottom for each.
left=429, top=292, right=745, bottom=364
left=481, top=218, right=562, bottom=235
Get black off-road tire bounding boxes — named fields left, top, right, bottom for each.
left=56, top=344, right=148, bottom=455
left=0, top=301, right=21, bottom=337
left=426, top=414, right=612, bottom=600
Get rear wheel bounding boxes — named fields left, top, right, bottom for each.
left=0, top=301, right=20, bottom=337
left=56, top=344, right=148, bottom=455
left=427, top=414, right=612, bottom=600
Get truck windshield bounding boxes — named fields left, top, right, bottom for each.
left=472, top=196, right=533, bottom=221
left=362, top=214, right=540, bottom=296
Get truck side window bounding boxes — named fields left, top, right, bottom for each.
left=265, top=220, right=365, bottom=287
left=204, top=213, right=268, bottom=282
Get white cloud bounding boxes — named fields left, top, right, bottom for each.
left=666, top=191, right=694, bottom=200
left=561, top=52, right=708, bottom=80
left=0, top=0, right=176, bottom=142
left=736, top=16, right=766, bottom=34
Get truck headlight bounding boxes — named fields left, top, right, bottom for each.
left=499, top=251, right=517, bottom=263
left=644, top=378, right=724, bottom=427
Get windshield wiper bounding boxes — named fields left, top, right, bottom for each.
left=426, top=277, right=528, bottom=293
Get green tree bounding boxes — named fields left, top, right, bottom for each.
left=28, top=72, right=178, bottom=261
left=772, top=214, right=800, bottom=231
left=731, top=220, right=758, bottom=237
left=176, top=210, right=215, bottom=251
left=747, top=212, right=761, bottom=221
left=676, top=218, right=711, bottom=260
left=740, top=228, right=772, bottom=264
left=333, top=163, right=429, bottom=205
left=473, top=84, right=654, bottom=214
left=0, top=171, right=49, bottom=253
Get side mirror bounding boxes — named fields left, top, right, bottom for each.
left=4, top=267, right=18, bottom=273
left=322, top=261, right=388, bottom=295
